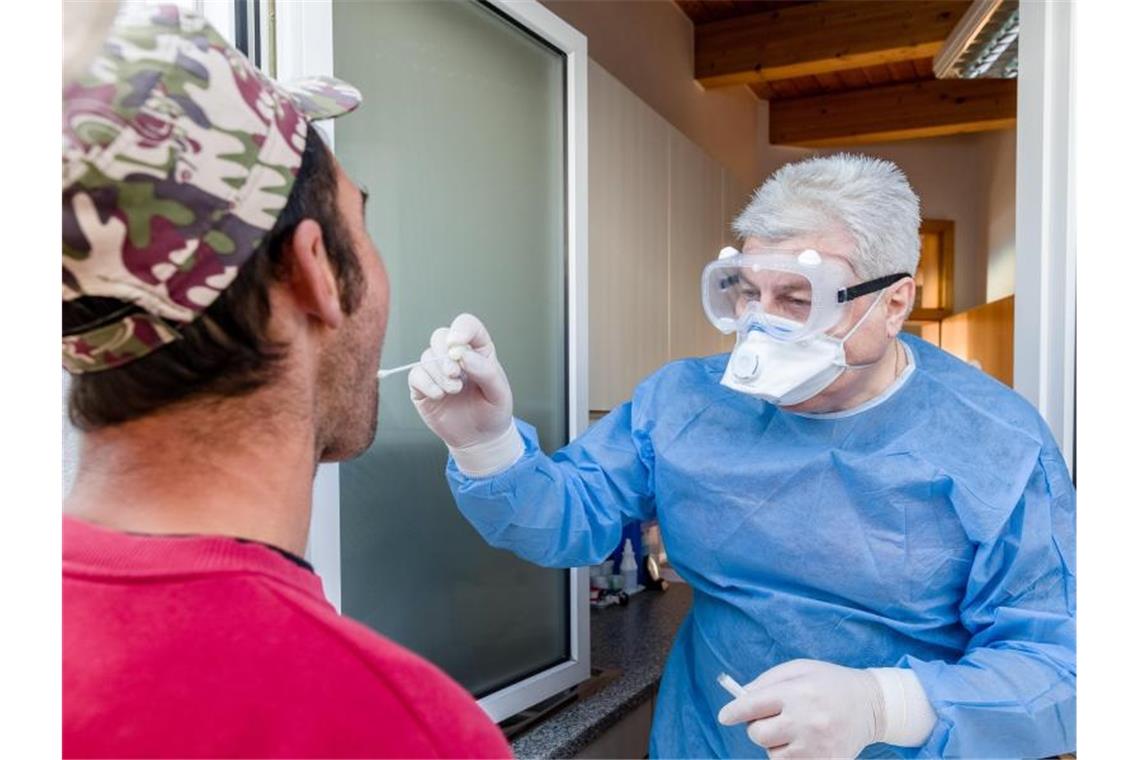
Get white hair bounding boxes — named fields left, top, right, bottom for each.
left=732, top=153, right=921, bottom=279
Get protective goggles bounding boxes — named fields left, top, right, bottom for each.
left=701, top=247, right=910, bottom=341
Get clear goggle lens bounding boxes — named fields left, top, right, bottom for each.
left=706, top=266, right=819, bottom=337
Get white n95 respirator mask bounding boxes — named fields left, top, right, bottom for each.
left=702, top=247, right=908, bottom=406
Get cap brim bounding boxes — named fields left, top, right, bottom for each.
left=281, top=75, right=362, bottom=121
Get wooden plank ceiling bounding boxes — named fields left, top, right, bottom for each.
left=677, top=0, right=1017, bottom=146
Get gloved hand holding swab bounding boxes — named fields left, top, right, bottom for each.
left=406, top=314, right=520, bottom=472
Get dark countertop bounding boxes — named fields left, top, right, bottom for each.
left=509, top=584, right=693, bottom=759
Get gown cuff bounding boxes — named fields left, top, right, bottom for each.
left=449, top=422, right=525, bottom=478
left=867, top=667, right=938, bottom=747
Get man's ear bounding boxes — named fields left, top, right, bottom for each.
left=883, top=277, right=915, bottom=337
left=283, top=218, right=344, bottom=330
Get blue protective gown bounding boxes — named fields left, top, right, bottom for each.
left=447, top=334, right=1076, bottom=758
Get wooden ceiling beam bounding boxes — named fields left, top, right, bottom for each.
left=695, top=1, right=970, bottom=88
left=769, top=78, right=1016, bottom=147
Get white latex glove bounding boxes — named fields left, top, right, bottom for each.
left=718, top=659, right=884, bottom=759
left=408, top=313, right=524, bottom=476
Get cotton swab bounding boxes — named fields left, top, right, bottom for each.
left=376, top=345, right=469, bottom=379
left=376, top=361, right=428, bottom=379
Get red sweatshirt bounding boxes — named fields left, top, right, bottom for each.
left=63, top=516, right=512, bottom=758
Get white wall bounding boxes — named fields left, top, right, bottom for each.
left=588, top=60, right=670, bottom=411
left=977, top=128, right=1017, bottom=301
left=588, top=62, right=745, bottom=410
left=540, top=0, right=763, bottom=190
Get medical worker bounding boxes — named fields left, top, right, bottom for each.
left=410, top=154, right=1075, bottom=758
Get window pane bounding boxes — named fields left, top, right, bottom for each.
left=332, top=0, right=569, bottom=697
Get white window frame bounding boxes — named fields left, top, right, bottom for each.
left=1014, top=0, right=1076, bottom=474
left=269, top=0, right=590, bottom=723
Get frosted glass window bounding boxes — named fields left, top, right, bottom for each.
left=332, top=0, right=569, bottom=697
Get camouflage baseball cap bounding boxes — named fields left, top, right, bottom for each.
left=62, top=4, right=361, bottom=374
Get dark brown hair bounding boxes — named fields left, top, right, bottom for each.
left=64, top=130, right=364, bottom=431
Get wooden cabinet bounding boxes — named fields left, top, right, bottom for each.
left=905, top=218, right=956, bottom=337
left=913, top=218, right=956, bottom=318
left=902, top=219, right=1014, bottom=387
left=939, top=295, right=1015, bottom=386
left=905, top=219, right=954, bottom=341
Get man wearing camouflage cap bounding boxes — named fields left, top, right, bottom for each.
left=62, top=6, right=510, bottom=757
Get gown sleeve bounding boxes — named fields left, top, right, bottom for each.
left=900, top=446, right=1076, bottom=757
left=445, top=402, right=657, bottom=568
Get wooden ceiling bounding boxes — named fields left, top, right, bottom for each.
left=677, top=1, right=818, bottom=25
left=676, top=0, right=1017, bottom=147
left=757, top=56, right=935, bottom=100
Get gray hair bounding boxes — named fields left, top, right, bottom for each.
left=732, top=153, right=921, bottom=279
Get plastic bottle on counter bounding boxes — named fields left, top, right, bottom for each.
left=620, top=538, right=639, bottom=593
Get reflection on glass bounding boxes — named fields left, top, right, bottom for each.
left=332, top=0, right=569, bottom=697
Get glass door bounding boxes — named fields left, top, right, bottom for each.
left=273, top=0, right=589, bottom=722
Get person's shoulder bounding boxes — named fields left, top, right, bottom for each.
left=263, top=595, right=511, bottom=756
left=904, top=334, right=1048, bottom=438
left=901, top=335, right=1069, bottom=540
left=122, top=568, right=512, bottom=756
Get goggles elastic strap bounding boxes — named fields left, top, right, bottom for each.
left=840, top=289, right=887, bottom=351
left=837, top=273, right=909, bottom=303
left=838, top=289, right=891, bottom=372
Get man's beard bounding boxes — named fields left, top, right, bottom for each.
left=315, top=314, right=381, bottom=463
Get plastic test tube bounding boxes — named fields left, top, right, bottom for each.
left=716, top=672, right=747, bottom=700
